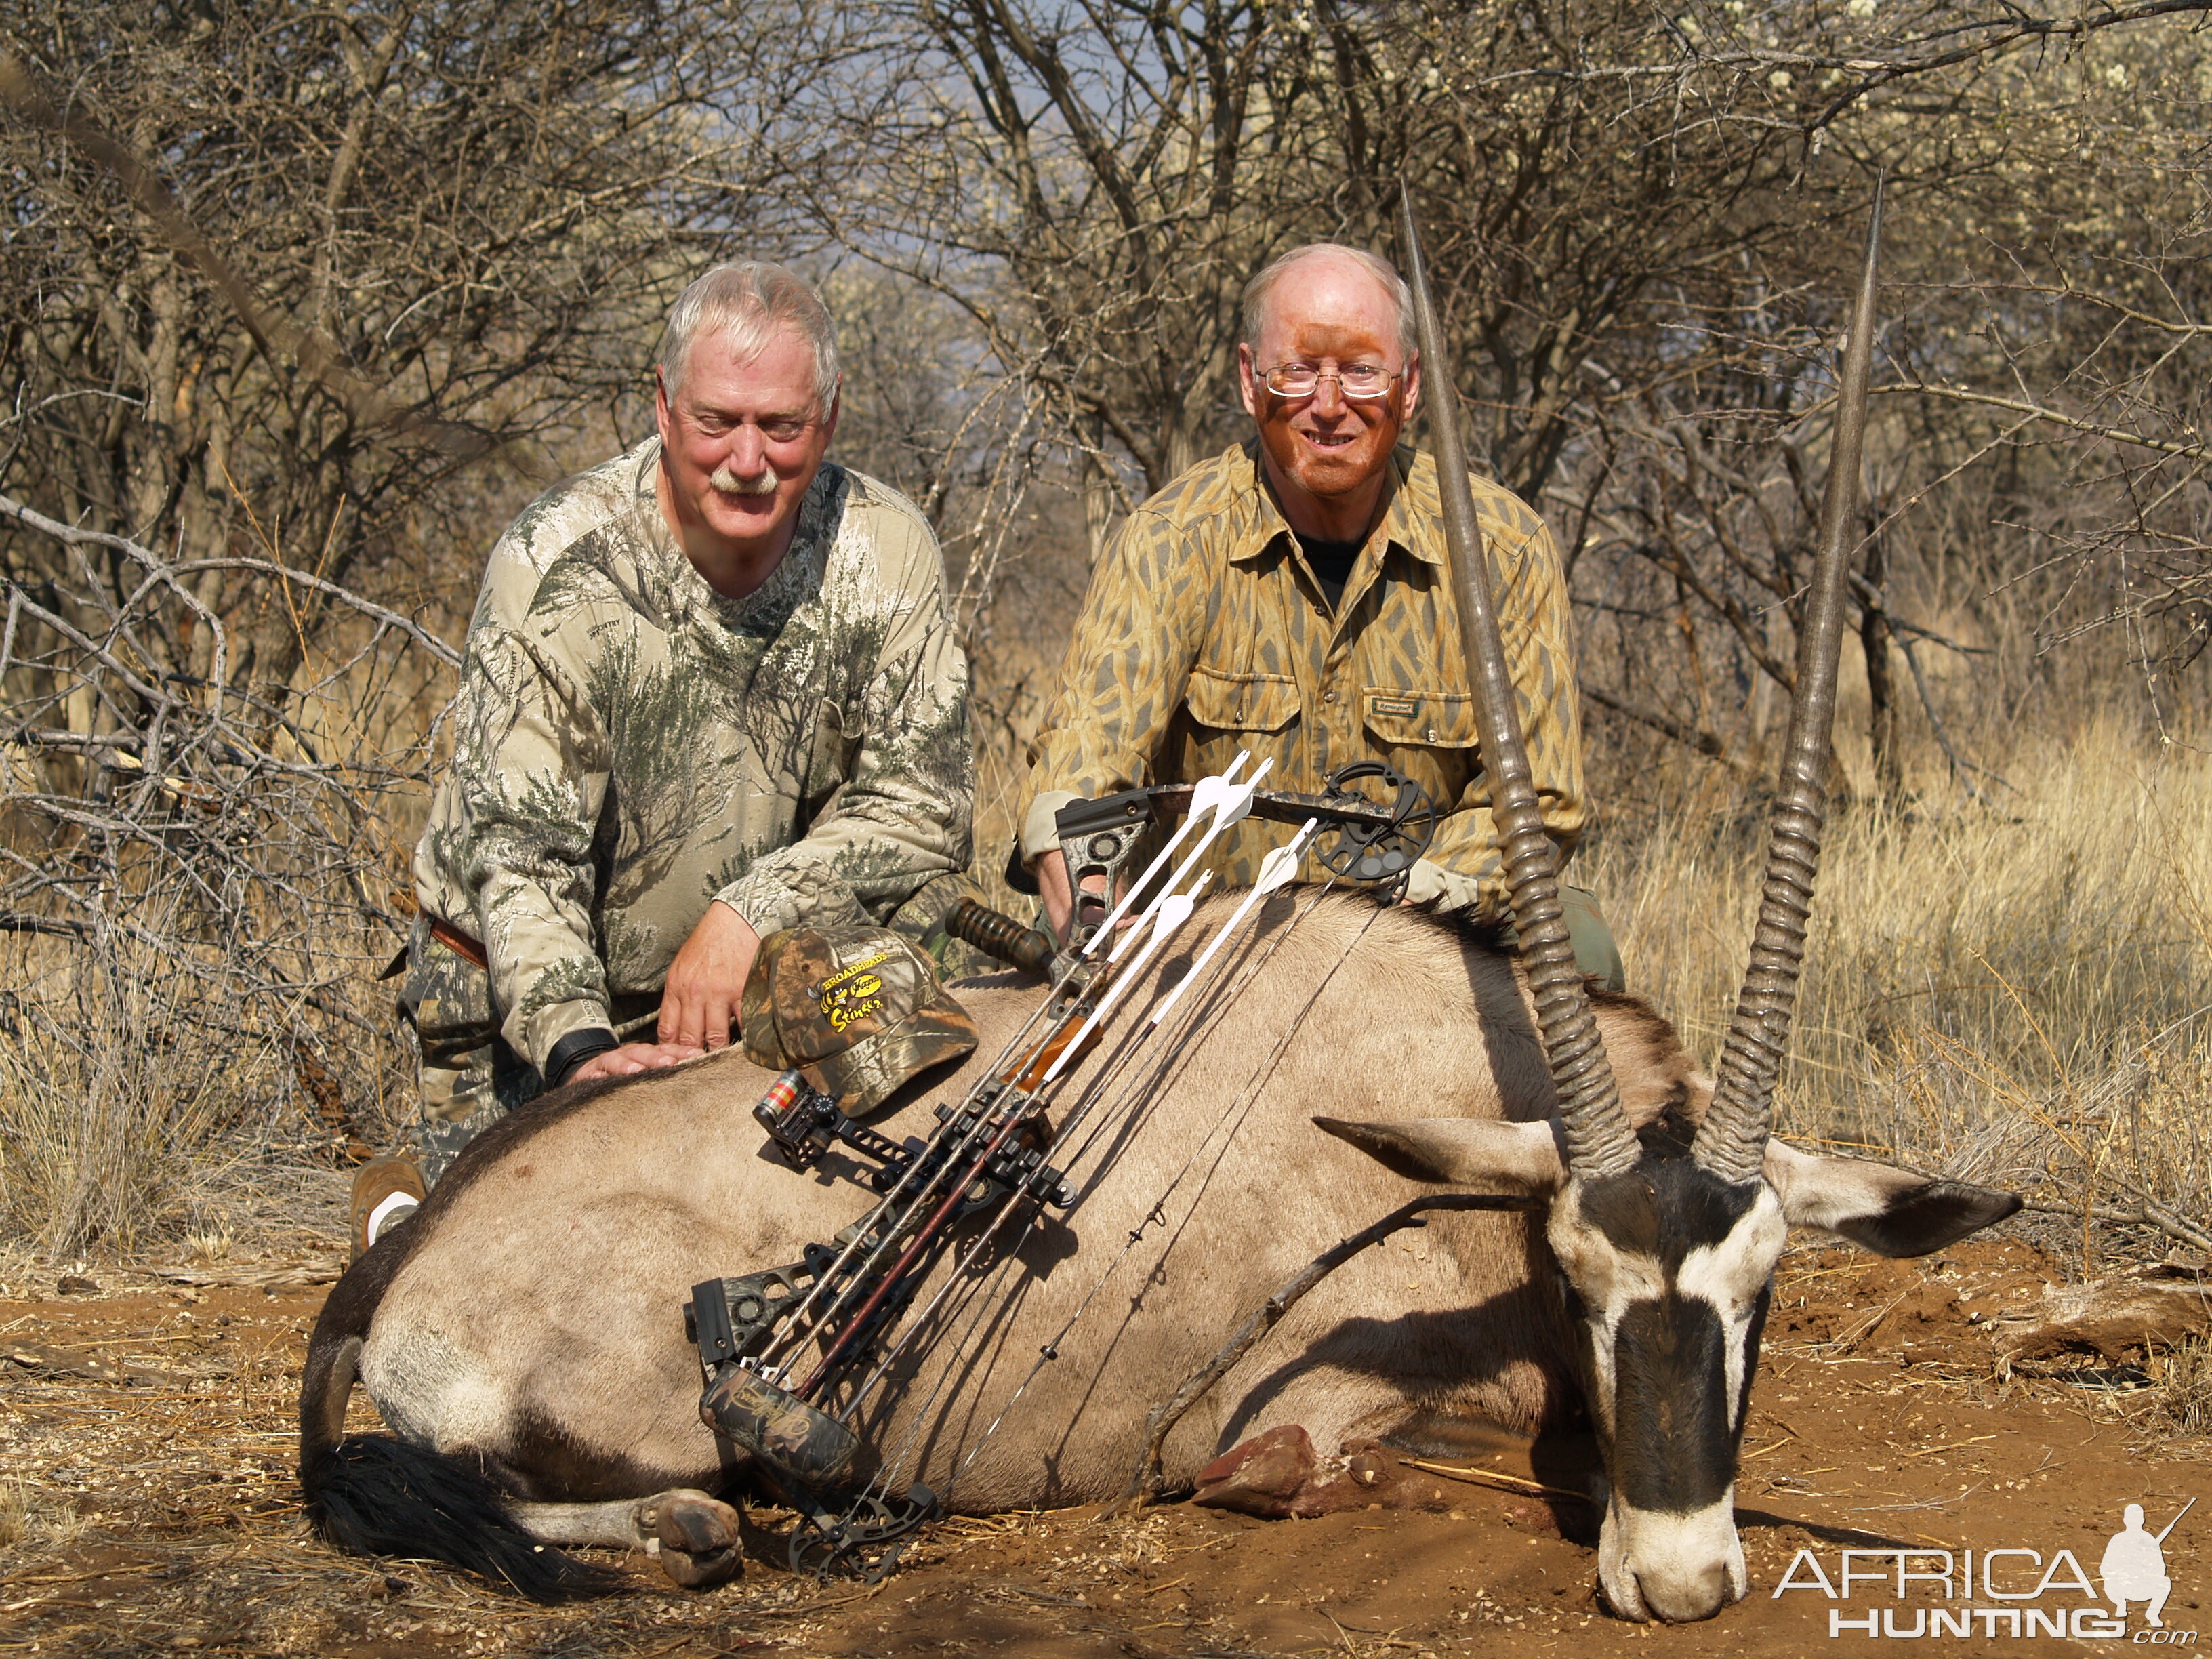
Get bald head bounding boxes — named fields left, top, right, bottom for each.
left=1233, top=243, right=1424, bottom=542
left=1240, top=244, right=1416, bottom=365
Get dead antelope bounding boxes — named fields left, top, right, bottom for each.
left=300, top=186, right=2016, bottom=1621
left=298, top=893, right=2015, bottom=1617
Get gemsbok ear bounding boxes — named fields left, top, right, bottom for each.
left=1763, top=1139, right=2022, bottom=1258
left=1312, top=1117, right=1565, bottom=1200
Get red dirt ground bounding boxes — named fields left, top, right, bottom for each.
left=1, top=1236, right=2207, bottom=1656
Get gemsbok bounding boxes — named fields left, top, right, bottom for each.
left=300, top=184, right=2018, bottom=1621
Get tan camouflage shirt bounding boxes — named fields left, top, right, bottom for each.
left=1021, top=440, right=1586, bottom=919
left=415, top=438, right=973, bottom=1071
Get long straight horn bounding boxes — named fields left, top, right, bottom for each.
left=1694, top=180, right=1886, bottom=1184
left=1396, top=185, right=1638, bottom=1181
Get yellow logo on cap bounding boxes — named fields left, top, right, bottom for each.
left=819, top=949, right=893, bottom=1032
left=819, top=949, right=891, bottom=994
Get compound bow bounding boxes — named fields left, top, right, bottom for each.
left=684, top=758, right=1438, bottom=1579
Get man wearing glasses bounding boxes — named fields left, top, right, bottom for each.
left=1019, top=242, right=1618, bottom=977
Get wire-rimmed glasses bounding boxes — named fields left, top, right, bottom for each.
left=1261, top=363, right=1404, bottom=401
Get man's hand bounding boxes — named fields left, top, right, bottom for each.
left=1037, top=848, right=1076, bottom=943
left=658, top=899, right=761, bottom=1050
left=1035, top=849, right=1109, bottom=945
left=572, top=1040, right=703, bottom=1082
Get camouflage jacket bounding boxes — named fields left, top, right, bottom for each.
left=415, top=438, right=973, bottom=1071
left=1021, top=441, right=1586, bottom=920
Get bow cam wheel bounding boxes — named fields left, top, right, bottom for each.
left=1313, top=762, right=1439, bottom=886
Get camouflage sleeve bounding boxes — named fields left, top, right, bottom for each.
left=712, top=512, right=975, bottom=939
left=1402, top=499, right=1589, bottom=920
left=447, top=550, right=618, bottom=1072
left=1018, top=508, right=1208, bottom=861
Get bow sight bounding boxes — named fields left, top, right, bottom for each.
left=684, top=760, right=1435, bottom=1581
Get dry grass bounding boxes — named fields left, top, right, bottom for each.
left=0, top=543, right=441, bottom=1258
left=1, top=926, right=236, bottom=1255
left=0, top=1472, right=26, bottom=1550
left=1590, top=714, right=2212, bottom=1253
left=2153, top=1333, right=2212, bottom=1438
left=0, top=894, right=406, bottom=1258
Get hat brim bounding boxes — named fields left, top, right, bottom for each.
left=813, top=1004, right=979, bottom=1115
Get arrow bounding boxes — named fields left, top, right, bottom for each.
left=1107, top=756, right=1275, bottom=952
left=1082, top=753, right=1246, bottom=954
left=1149, top=820, right=1318, bottom=1027
left=1044, top=873, right=1214, bottom=1083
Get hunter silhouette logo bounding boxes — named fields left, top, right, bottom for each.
left=1774, top=1493, right=2199, bottom=1640
left=2104, top=1499, right=2193, bottom=1631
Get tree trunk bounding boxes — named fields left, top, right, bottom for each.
left=1081, top=415, right=1115, bottom=568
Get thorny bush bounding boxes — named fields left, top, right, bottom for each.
left=0, top=495, right=453, bottom=1254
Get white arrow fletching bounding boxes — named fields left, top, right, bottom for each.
left=1111, top=883, right=1195, bottom=963
left=1116, top=756, right=1277, bottom=945
left=1208, top=756, right=1275, bottom=832
left=1149, top=819, right=1316, bottom=1027
left=1082, top=752, right=1247, bottom=956
left=1044, top=873, right=1212, bottom=1083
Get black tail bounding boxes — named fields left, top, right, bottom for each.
left=303, top=1431, right=623, bottom=1602
left=299, top=1242, right=623, bottom=1602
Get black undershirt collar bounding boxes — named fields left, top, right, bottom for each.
left=1294, top=531, right=1364, bottom=611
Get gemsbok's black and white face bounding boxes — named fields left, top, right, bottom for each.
left=1319, top=1103, right=2022, bottom=1623
left=1549, top=1127, right=1786, bottom=1622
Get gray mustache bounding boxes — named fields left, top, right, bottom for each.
left=708, top=464, right=777, bottom=497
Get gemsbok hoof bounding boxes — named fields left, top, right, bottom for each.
left=636, top=1490, right=742, bottom=1589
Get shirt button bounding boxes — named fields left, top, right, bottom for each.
left=1324, top=690, right=1338, bottom=704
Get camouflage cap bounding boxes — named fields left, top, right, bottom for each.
left=742, top=922, right=979, bottom=1113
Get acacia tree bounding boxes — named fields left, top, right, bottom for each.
left=808, top=0, right=1404, bottom=565
left=808, top=0, right=1880, bottom=518
left=1528, top=0, right=2212, bottom=788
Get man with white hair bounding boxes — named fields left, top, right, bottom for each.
left=353, top=260, right=972, bottom=1252
left=1021, top=243, right=1616, bottom=970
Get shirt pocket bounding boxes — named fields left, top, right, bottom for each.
left=801, top=698, right=861, bottom=818
left=1361, top=688, right=1479, bottom=750
left=1185, top=663, right=1301, bottom=733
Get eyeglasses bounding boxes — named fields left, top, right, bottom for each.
left=1261, top=363, right=1403, bottom=401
